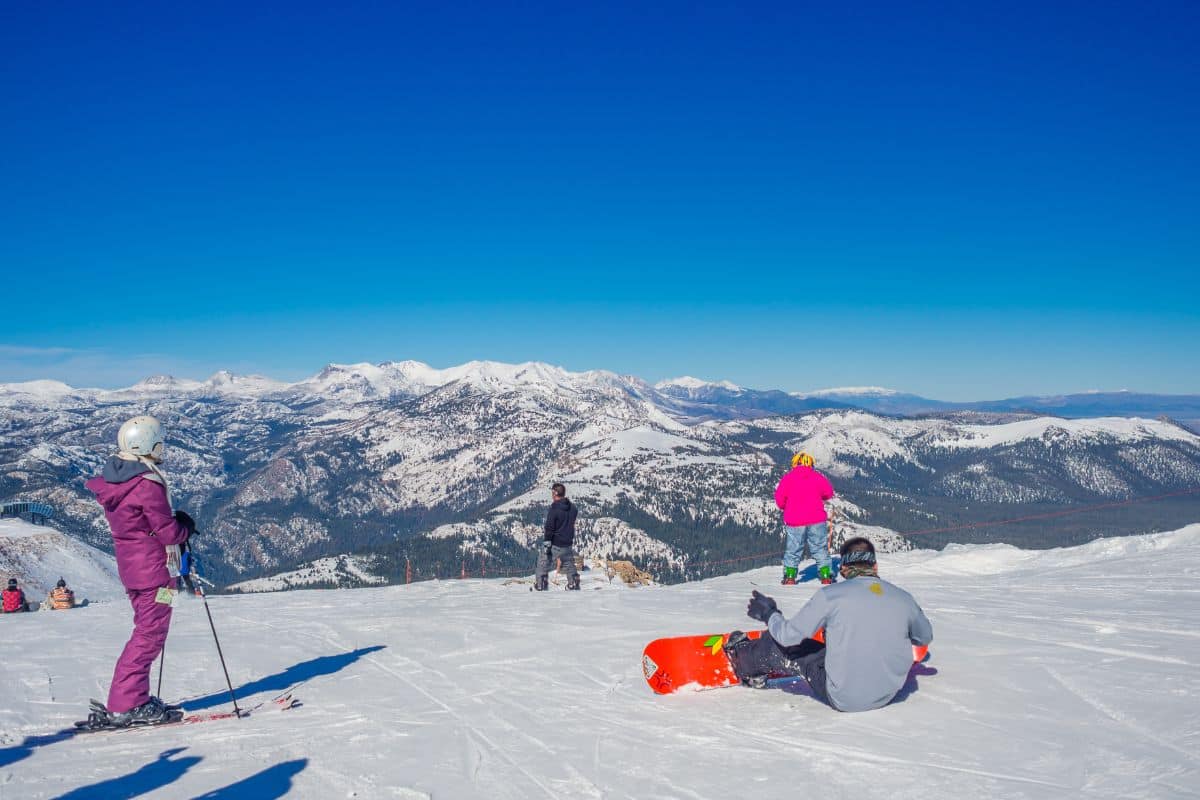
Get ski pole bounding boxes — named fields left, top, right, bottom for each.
left=193, top=577, right=242, bottom=718
left=156, top=643, right=165, bottom=698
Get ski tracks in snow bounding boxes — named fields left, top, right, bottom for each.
left=1042, top=665, right=1200, bottom=768
left=228, top=611, right=589, bottom=799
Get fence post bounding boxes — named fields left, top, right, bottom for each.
left=405, top=557, right=412, bottom=585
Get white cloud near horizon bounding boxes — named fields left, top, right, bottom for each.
left=0, top=343, right=244, bottom=388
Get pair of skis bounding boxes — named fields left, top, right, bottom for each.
left=72, top=687, right=300, bottom=735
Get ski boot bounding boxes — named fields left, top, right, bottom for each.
left=533, top=575, right=549, bottom=591
left=566, top=573, right=580, bottom=591
left=81, top=696, right=180, bottom=730
left=781, top=566, right=798, bottom=586
left=818, top=565, right=835, bottom=586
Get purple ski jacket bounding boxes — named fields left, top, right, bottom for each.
left=86, top=457, right=190, bottom=590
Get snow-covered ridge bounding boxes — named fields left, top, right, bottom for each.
left=226, top=554, right=387, bottom=593
left=0, top=518, right=124, bottom=601
left=0, top=359, right=646, bottom=405
left=931, top=415, right=1200, bottom=448
left=656, top=376, right=743, bottom=392
left=752, top=409, right=1200, bottom=478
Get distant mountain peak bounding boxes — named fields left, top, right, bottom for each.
left=797, top=386, right=901, bottom=398
left=127, top=374, right=204, bottom=392
left=656, top=376, right=743, bottom=392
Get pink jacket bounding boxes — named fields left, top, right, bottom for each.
left=86, top=459, right=190, bottom=590
left=774, top=466, right=835, bottom=526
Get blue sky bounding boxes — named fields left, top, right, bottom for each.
left=1, top=1, right=1197, bottom=399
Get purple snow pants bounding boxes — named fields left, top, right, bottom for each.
left=108, top=585, right=173, bottom=713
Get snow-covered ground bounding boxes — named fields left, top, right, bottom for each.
left=2, top=526, right=1199, bottom=799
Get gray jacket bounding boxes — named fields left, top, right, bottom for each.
left=767, top=576, right=933, bottom=712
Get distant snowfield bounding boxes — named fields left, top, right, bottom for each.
left=0, top=519, right=124, bottom=602
left=2, top=527, right=1199, bottom=799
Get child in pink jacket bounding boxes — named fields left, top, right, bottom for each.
left=85, top=416, right=195, bottom=727
left=774, top=452, right=836, bottom=585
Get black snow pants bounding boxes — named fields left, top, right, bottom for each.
left=726, top=633, right=832, bottom=706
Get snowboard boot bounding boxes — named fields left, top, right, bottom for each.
left=566, top=573, right=581, bottom=591
left=533, top=575, right=549, bottom=591
left=781, top=566, right=798, bottom=586
left=723, top=631, right=769, bottom=689
left=818, top=565, right=835, bottom=586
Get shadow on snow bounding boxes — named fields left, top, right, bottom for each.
left=183, top=645, right=386, bottom=711
left=0, top=647, right=380, bottom=774
left=774, top=659, right=938, bottom=705
left=0, top=731, right=75, bottom=769
left=50, top=747, right=201, bottom=800
left=45, top=748, right=307, bottom=800
left=190, top=758, right=308, bottom=799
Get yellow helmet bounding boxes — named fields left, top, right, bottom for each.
left=791, top=452, right=814, bottom=468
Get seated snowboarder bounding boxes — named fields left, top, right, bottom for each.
left=534, top=483, right=580, bottom=591
left=2, top=578, right=29, bottom=613
left=49, top=577, right=76, bottom=610
left=725, top=537, right=933, bottom=712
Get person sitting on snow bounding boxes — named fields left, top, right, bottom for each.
left=48, top=577, right=76, bottom=610
left=724, top=537, right=933, bottom=712
left=2, top=578, right=29, bottom=613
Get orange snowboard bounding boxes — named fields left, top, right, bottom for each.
left=642, top=630, right=764, bottom=694
left=642, top=628, right=929, bottom=695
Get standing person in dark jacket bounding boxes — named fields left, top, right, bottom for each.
left=535, top=483, right=580, bottom=591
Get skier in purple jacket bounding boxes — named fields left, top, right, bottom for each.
left=85, top=416, right=195, bottom=727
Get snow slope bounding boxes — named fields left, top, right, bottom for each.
left=0, top=519, right=123, bottom=602
left=227, top=555, right=388, bottom=593
left=2, top=527, right=1199, bottom=799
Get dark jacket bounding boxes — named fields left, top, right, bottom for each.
left=543, top=498, right=578, bottom=547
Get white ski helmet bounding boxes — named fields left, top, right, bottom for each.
left=118, top=415, right=165, bottom=461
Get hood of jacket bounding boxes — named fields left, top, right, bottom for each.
left=102, top=455, right=154, bottom=484
left=86, top=455, right=154, bottom=512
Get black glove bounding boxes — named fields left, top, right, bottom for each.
left=747, top=590, right=780, bottom=624
left=174, top=510, right=196, bottom=535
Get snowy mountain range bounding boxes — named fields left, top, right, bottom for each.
left=1, top=360, right=1198, bottom=588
